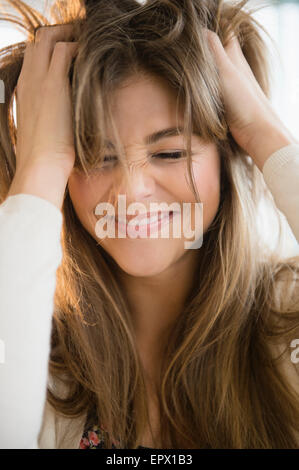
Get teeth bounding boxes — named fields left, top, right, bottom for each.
left=126, top=216, right=158, bottom=226
left=135, top=215, right=159, bottom=226
left=116, top=213, right=171, bottom=226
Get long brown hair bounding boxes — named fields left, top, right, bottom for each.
left=1, top=0, right=299, bottom=448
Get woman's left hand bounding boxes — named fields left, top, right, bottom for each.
left=205, top=29, right=298, bottom=172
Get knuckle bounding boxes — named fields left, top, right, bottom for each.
left=208, top=32, right=219, bottom=46
left=204, top=28, right=215, bottom=38
left=53, top=41, right=69, bottom=54
left=52, top=42, right=75, bottom=66
left=35, top=25, right=61, bottom=42
left=35, top=24, right=73, bottom=42
left=35, top=25, right=49, bottom=40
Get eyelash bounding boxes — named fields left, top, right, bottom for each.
left=103, top=151, right=185, bottom=165
left=153, top=151, right=185, bottom=160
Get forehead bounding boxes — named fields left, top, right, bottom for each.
left=109, top=74, right=179, bottom=122
left=106, top=73, right=197, bottom=148
left=104, top=127, right=202, bottom=151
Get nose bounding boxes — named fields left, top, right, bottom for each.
left=115, top=160, right=156, bottom=201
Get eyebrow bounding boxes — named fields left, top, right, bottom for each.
left=104, top=127, right=200, bottom=149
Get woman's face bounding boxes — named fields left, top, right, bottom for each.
left=68, top=73, right=221, bottom=277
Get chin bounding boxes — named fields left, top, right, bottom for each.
left=117, top=263, right=166, bottom=278
left=101, top=240, right=179, bottom=278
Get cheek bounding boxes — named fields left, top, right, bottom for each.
left=68, top=172, right=112, bottom=236
left=192, top=159, right=220, bottom=199
left=191, top=155, right=221, bottom=227
left=158, top=153, right=220, bottom=207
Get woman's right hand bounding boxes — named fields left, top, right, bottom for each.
left=7, top=24, right=78, bottom=210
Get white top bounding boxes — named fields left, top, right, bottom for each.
left=0, top=144, right=299, bottom=449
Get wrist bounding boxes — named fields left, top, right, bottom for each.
left=246, top=123, right=298, bottom=172
left=7, top=162, right=70, bottom=211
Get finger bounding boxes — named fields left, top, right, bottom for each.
left=205, top=29, right=268, bottom=102
left=224, top=34, right=260, bottom=84
left=204, top=29, right=235, bottom=75
left=33, top=24, right=75, bottom=76
left=48, top=42, right=78, bottom=81
left=17, top=40, right=35, bottom=84
left=16, top=40, right=35, bottom=130
left=225, top=34, right=271, bottom=105
left=34, top=23, right=75, bottom=44
left=205, top=29, right=251, bottom=79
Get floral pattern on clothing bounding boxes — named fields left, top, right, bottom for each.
left=79, top=423, right=152, bottom=449
left=79, top=423, right=120, bottom=449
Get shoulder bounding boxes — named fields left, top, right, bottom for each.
left=37, top=399, right=57, bottom=449
left=266, top=258, right=299, bottom=444
left=267, top=257, right=299, bottom=364
left=270, top=257, right=299, bottom=311
left=37, top=374, right=87, bottom=449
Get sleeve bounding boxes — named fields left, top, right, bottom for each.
left=0, top=193, right=63, bottom=449
left=262, top=143, right=299, bottom=244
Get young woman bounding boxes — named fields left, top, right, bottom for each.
left=0, top=0, right=299, bottom=449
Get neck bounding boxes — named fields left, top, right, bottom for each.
left=118, top=250, right=201, bottom=379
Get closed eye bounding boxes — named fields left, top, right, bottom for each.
left=102, top=151, right=185, bottom=163
left=152, top=151, right=186, bottom=160
left=96, top=151, right=187, bottom=172
left=103, top=155, right=118, bottom=164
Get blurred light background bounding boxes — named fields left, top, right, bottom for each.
left=0, top=0, right=298, bottom=255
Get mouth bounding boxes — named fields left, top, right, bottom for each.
left=114, top=210, right=175, bottom=227
left=105, top=210, right=179, bottom=237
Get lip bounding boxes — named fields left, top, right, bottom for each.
left=114, top=211, right=175, bottom=225
left=112, top=210, right=178, bottom=236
